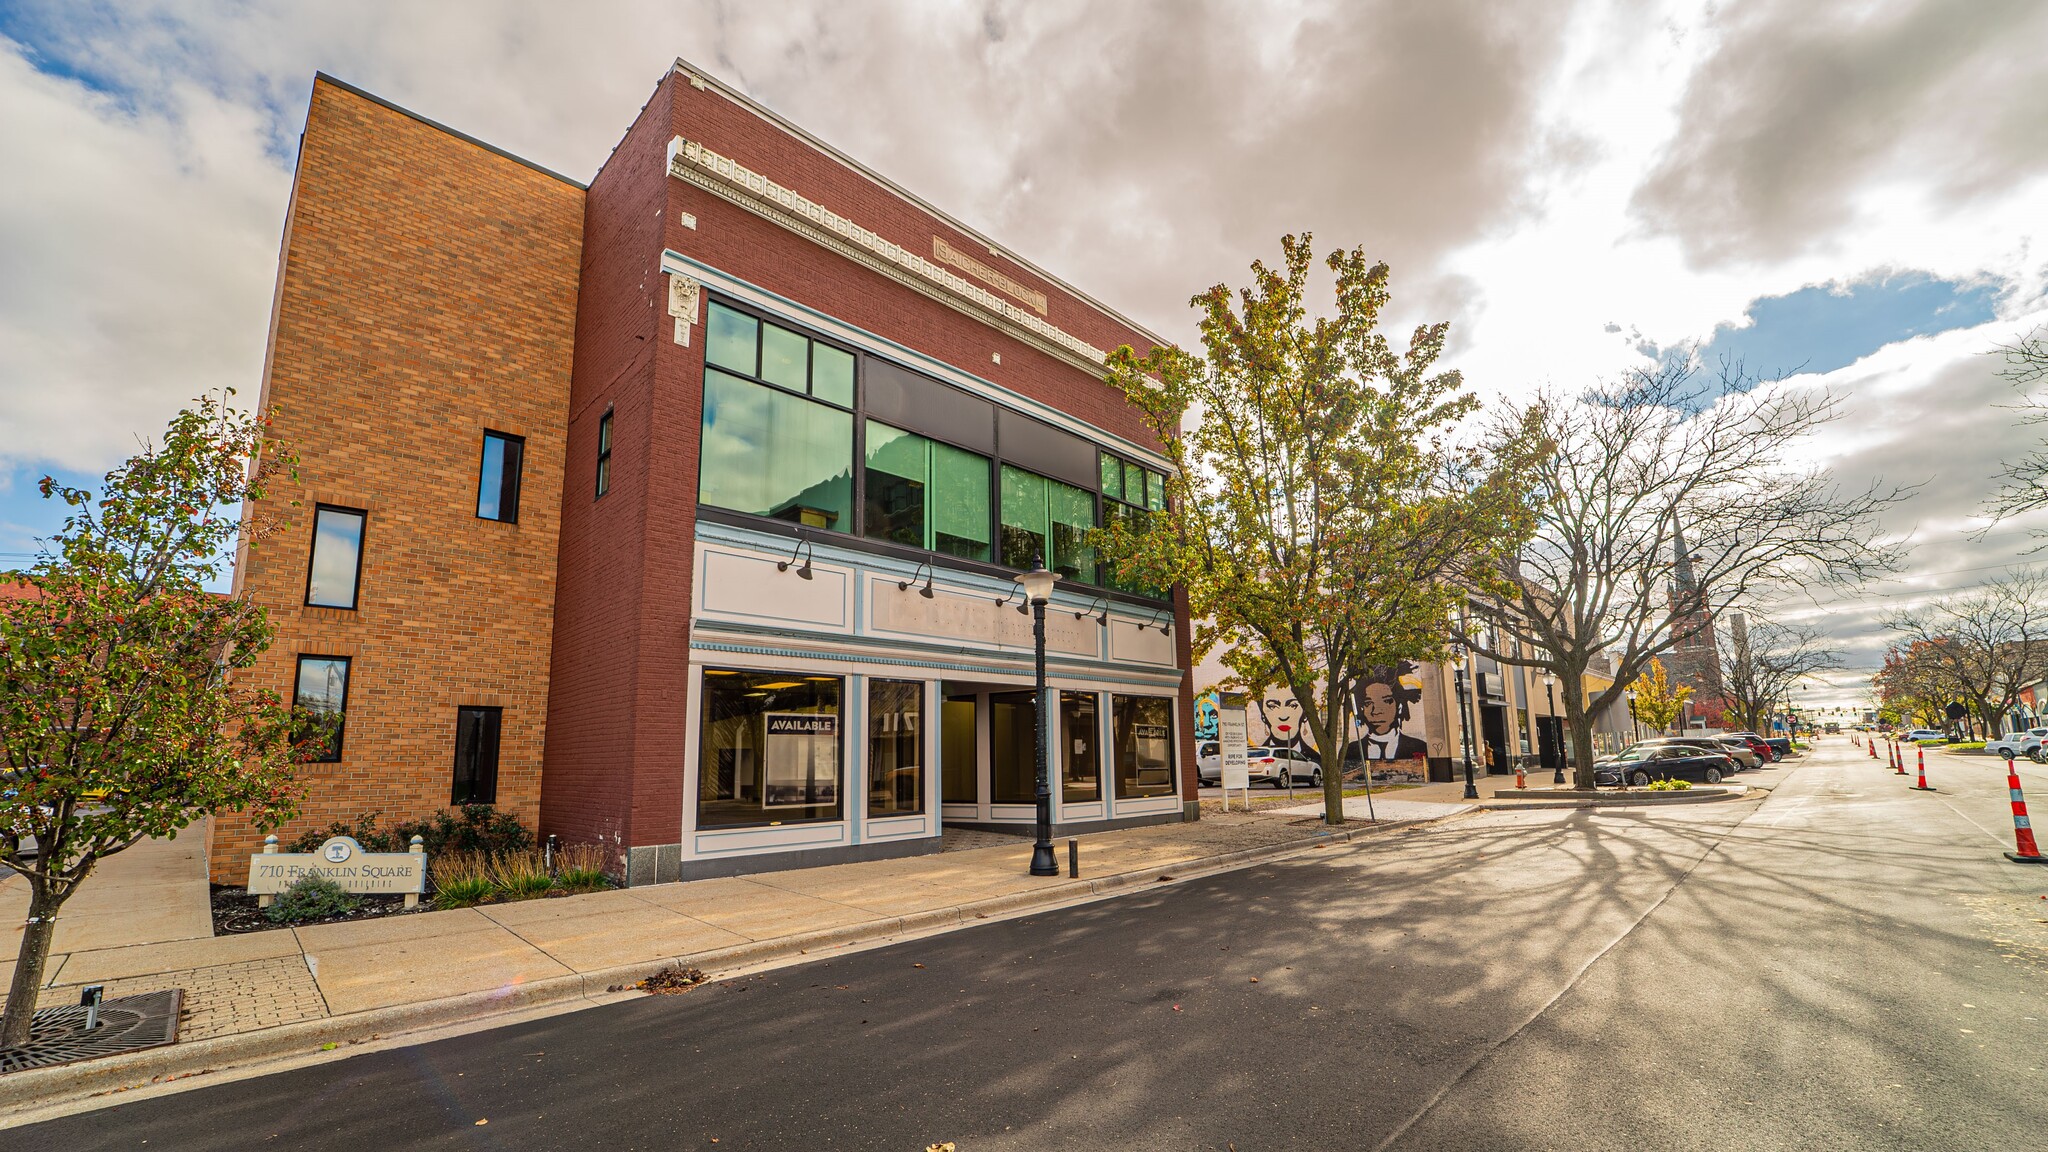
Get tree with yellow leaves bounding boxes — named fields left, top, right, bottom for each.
left=1632, top=657, right=1691, bottom=735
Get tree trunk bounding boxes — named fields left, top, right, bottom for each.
left=1, top=880, right=63, bottom=1049
left=1564, top=675, right=1599, bottom=790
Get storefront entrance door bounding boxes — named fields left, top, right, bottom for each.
left=941, top=693, right=979, bottom=805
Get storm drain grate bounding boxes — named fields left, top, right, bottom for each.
left=0, top=989, right=183, bottom=1074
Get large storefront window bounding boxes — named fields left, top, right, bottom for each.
left=1112, top=694, right=1177, bottom=799
left=1061, top=691, right=1100, bottom=803
left=863, top=421, right=992, bottom=561
left=990, top=690, right=1037, bottom=805
left=999, top=465, right=1094, bottom=581
left=698, top=669, right=843, bottom=828
left=867, top=679, right=924, bottom=817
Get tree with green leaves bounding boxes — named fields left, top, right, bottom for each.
left=1632, top=657, right=1690, bottom=735
left=1096, top=235, right=1548, bottom=825
left=0, top=394, right=314, bottom=1049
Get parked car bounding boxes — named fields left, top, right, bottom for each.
left=1903, top=729, right=1948, bottom=744
left=1196, top=741, right=1223, bottom=786
left=1594, top=744, right=1738, bottom=786
left=1725, top=732, right=1776, bottom=763
left=1634, top=737, right=1756, bottom=770
left=1765, top=737, right=1793, bottom=757
left=1250, top=746, right=1323, bottom=789
left=1986, top=728, right=2048, bottom=759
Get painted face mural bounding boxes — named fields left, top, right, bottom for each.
left=1194, top=692, right=1220, bottom=741
left=1258, top=689, right=1306, bottom=751
left=1349, top=662, right=1427, bottom=762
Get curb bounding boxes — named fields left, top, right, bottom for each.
left=0, top=810, right=1454, bottom=1116
left=1479, top=786, right=1749, bottom=812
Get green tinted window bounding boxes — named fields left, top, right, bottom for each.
left=1099, top=454, right=1123, bottom=501
left=1146, top=470, right=1166, bottom=511
left=699, top=369, right=853, bottom=530
left=761, top=323, right=809, bottom=393
left=812, top=344, right=855, bottom=407
left=1000, top=465, right=1048, bottom=568
left=1123, top=461, right=1145, bottom=502
left=931, top=441, right=991, bottom=561
left=706, top=303, right=758, bottom=375
left=1049, top=479, right=1095, bottom=583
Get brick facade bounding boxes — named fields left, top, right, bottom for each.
left=229, top=62, right=1192, bottom=882
left=216, top=76, right=583, bottom=879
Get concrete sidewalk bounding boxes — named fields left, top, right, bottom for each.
left=0, top=831, right=214, bottom=995
left=0, top=804, right=1467, bottom=1111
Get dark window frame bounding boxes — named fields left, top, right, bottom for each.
left=595, top=409, right=613, bottom=499
left=451, top=705, right=503, bottom=805
left=694, top=292, right=1173, bottom=603
left=476, top=430, right=525, bottom=523
left=303, top=504, right=368, bottom=611
left=293, top=654, right=352, bottom=763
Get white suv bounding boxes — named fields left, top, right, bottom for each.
left=1986, top=728, right=2048, bottom=759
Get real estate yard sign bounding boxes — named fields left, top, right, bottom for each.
left=247, top=835, right=427, bottom=907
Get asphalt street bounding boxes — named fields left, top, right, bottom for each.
left=12, top=739, right=2048, bottom=1150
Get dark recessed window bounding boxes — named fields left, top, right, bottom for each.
left=305, top=505, right=366, bottom=610
left=867, top=679, right=924, bottom=817
left=697, top=669, right=843, bottom=828
left=595, top=410, right=613, bottom=498
left=1061, top=691, right=1101, bottom=803
left=451, top=706, right=502, bottom=805
left=999, top=465, right=1094, bottom=582
left=1100, top=452, right=1168, bottom=597
left=476, top=431, right=525, bottom=522
left=1112, top=694, right=1177, bottom=799
left=293, top=655, right=351, bottom=762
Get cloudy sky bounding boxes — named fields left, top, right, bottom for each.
left=3, top=0, right=2046, bottom=710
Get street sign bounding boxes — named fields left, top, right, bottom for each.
left=1219, top=694, right=1250, bottom=793
left=1945, top=702, right=1968, bottom=721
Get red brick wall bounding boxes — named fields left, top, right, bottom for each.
left=217, top=77, right=584, bottom=880
left=539, top=73, right=685, bottom=853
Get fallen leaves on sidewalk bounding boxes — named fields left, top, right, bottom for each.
left=618, top=965, right=708, bottom=995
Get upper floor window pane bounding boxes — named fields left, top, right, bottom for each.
left=306, top=505, right=365, bottom=609
left=1000, top=464, right=1091, bottom=579
left=700, top=369, right=853, bottom=531
left=294, top=655, right=350, bottom=762
left=811, top=344, right=855, bottom=407
left=999, top=465, right=1047, bottom=568
left=863, top=421, right=992, bottom=561
left=595, top=411, right=613, bottom=498
left=1146, top=471, right=1166, bottom=511
left=1099, top=453, right=1123, bottom=501
left=761, top=322, right=810, bottom=392
left=1049, top=480, right=1095, bottom=583
left=477, top=431, right=524, bottom=522
left=706, top=302, right=759, bottom=375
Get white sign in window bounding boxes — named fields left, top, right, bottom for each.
left=764, top=713, right=839, bottom=808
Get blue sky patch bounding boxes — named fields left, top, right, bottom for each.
left=1682, top=271, right=2005, bottom=381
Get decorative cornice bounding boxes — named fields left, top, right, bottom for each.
left=666, top=136, right=1110, bottom=374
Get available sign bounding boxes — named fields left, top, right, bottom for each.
left=247, top=835, right=426, bottom=897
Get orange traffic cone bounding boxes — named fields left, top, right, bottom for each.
left=1893, top=740, right=1906, bottom=774
left=1910, top=744, right=1934, bottom=791
left=2001, top=752, right=2047, bottom=864
left=1867, top=737, right=1877, bottom=759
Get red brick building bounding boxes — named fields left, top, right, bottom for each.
left=224, top=63, right=1194, bottom=885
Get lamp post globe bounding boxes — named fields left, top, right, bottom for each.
left=1544, top=674, right=1563, bottom=785
left=1019, top=557, right=1059, bottom=877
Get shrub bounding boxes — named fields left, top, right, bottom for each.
left=1646, top=778, right=1693, bottom=791
left=489, top=850, right=555, bottom=900
left=267, top=873, right=361, bottom=923
left=553, top=842, right=616, bottom=893
left=289, top=805, right=535, bottom=860
left=431, top=852, right=496, bottom=909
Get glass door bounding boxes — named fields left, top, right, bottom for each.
left=941, top=694, right=980, bottom=805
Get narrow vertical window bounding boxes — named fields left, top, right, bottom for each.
left=305, top=505, right=366, bottom=610
left=1061, top=691, right=1101, bottom=803
left=451, top=706, right=502, bottom=805
left=476, top=431, right=525, bottom=523
left=293, top=655, right=351, bottom=762
left=867, top=680, right=924, bottom=817
left=595, top=410, right=613, bottom=498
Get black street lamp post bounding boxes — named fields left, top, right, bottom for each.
left=1545, top=673, right=1563, bottom=785
left=1626, top=689, right=1639, bottom=744
left=1017, top=556, right=1059, bottom=877
left=1455, top=667, right=1479, bottom=800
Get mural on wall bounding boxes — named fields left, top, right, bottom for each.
left=1346, top=662, right=1428, bottom=762
left=1193, top=649, right=1436, bottom=766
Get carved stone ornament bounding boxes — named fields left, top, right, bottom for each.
left=668, top=273, right=702, bottom=345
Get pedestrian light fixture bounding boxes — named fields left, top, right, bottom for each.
left=1015, top=556, right=1059, bottom=877
left=1626, top=689, right=1639, bottom=744
left=1454, top=667, right=1478, bottom=800
left=1544, top=673, right=1563, bottom=785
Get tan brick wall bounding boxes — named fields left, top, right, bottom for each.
left=213, top=78, right=584, bottom=881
